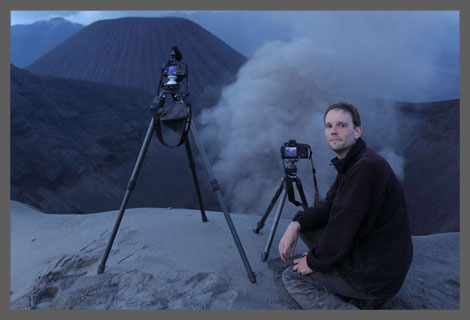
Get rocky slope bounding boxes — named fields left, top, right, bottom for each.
left=11, top=65, right=218, bottom=214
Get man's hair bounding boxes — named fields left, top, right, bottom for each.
left=324, top=102, right=361, bottom=128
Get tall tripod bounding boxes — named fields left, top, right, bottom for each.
left=254, top=160, right=309, bottom=261
left=96, top=47, right=256, bottom=283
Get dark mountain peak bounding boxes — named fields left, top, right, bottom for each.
left=26, top=16, right=247, bottom=109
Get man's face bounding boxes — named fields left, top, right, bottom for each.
left=324, top=109, right=362, bottom=159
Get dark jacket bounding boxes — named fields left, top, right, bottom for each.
left=293, top=138, right=413, bottom=297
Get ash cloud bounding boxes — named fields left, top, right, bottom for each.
left=198, top=38, right=407, bottom=216
left=197, top=12, right=458, bottom=215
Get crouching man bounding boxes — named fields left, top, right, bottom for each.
left=278, top=102, right=413, bottom=310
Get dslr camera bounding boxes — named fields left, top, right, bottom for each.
left=280, top=139, right=311, bottom=160
left=162, top=46, right=187, bottom=88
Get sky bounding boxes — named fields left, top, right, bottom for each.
left=10, top=11, right=192, bottom=26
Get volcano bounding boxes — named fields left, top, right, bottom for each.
left=13, top=17, right=248, bottom=214
left=26, top=17, right=247, bottom=113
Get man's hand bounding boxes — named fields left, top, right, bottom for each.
left=278, top=221, right=301, bottom=262
left=293, top=255, right=314, bottom=276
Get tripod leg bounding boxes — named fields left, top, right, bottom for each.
left=97, top=118, right=155, bottom=274
left=295, top=178, right=309, bottom=210
left=262, top=188, right=287, bottom=261
left=189, top=123, right=257, bottom=283
left=184, top=138, right=208, bottom=222
left=254, top=178, right=284, bottom=233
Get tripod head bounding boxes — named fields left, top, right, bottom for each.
left=283, top=159, right=299, bottom=178
left=151, top=46, right=192, bottom=148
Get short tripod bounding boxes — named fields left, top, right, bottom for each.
left=254, top=160, right=309, bottom=261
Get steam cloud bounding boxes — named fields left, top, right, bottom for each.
left=198, top=38, right=407, bottom=216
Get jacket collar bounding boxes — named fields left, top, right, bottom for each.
left=330, top=138, right=367, bottom=173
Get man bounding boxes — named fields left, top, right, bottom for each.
left=278, top=102, right=413, bottom=309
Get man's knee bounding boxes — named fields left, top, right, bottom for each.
left=281, top=266, right=323, bottom=292
left=281, top=266, right=311, bottom=293
left=281, top=266, right=358, bottom=310
left=281, top=266, right=301, bottom=284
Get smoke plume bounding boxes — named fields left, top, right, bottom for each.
left=198, top=38, right=408, bottom=216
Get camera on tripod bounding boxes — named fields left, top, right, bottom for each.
left=254, top=138, right=319, bottom=261
left=98, top=45, right=257, bottom=283
left=280, top=140, right=311, bottom=160
left=162, top=46, right=187, bottom=88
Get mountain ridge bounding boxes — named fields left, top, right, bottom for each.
left=10, top=17, right=83, bottom=68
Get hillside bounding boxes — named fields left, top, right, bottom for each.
left=398, top=99, right=460, bottom=235
left=11, top=65, right=218, bottom=214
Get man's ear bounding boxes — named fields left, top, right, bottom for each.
left=354, top=126, right=362, bottom=139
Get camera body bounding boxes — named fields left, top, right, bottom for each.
left=163, top=61, right=187, bottom=82
left=162, top=46, right=187, bottom=84
left=280, top=140, right=310, bottom=159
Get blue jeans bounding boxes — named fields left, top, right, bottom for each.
left=281, top=228, right=388, bottom=310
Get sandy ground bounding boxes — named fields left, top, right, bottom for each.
left=10, top=200, right=308, bottom=309
left=10, top=200, right=459, bottom=310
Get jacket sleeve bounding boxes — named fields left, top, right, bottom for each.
left=292, top=178, right=338, bottom=231
left=306, top=160, right=385, bottom=272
